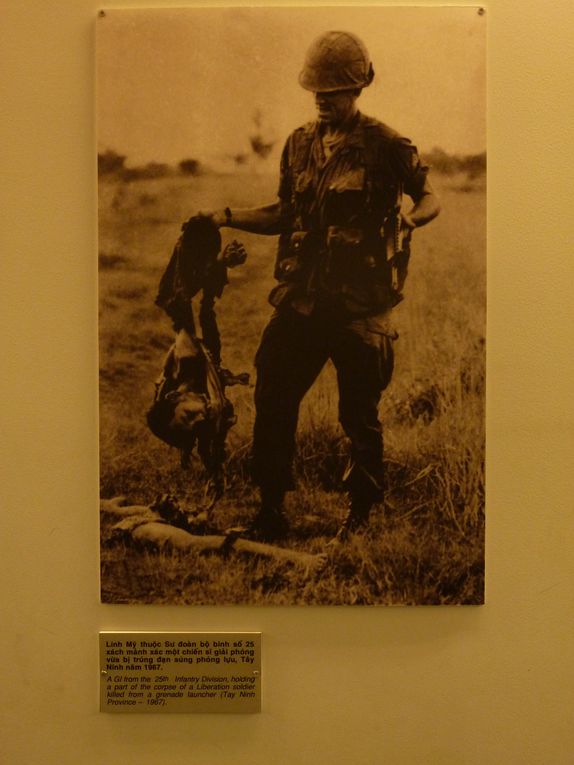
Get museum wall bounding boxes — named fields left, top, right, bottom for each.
left=1, top=1, right=573, bottom=763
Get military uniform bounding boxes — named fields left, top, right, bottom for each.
left=251, top=112, right=429, bottom=505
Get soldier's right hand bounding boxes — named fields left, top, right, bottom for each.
left=195, top=209, right=227, bottom=228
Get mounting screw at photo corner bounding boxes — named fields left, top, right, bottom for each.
left=478, top=8, right=485, bottom=15
left=99, top=10, right=106, bottom=18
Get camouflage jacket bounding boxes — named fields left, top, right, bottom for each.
left=271, top=112, right=428, bottom=316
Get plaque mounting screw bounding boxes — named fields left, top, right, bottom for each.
left=253, top=670, right=260, bottom=676
left=101, top=670, right=108, bottom=675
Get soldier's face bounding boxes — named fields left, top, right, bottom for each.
left=314, top=90, right=359, bottom=127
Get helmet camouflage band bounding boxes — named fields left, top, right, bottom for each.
left=298, top=30, right=375, bottom=93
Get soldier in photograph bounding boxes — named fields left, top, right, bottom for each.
left=200, top=31, right=441, bottom=542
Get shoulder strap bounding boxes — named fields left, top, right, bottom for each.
left=358, top=119, right=403, bottom=216
left=360, top=118, right=401, bottom=174
left=289, top=122, right=316, bottom=174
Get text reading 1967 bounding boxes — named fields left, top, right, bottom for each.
left=100, top=632, right=261, bottom=714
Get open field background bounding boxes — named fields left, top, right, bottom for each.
left=99, top=167, right=485, bottom=606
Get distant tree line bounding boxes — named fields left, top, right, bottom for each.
left=421, top=147, right=486, bottom=178
left=98, top=146, right=486, bottom=180
left=98, top=150, right=203, bottom=180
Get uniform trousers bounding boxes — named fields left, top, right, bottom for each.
left=251, top=304, right=395, bottom=502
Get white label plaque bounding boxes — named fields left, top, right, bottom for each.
left=99, top=632, right=261, bottom=713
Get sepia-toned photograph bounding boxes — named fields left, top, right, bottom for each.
left=98, top=6, right=486, bottom=605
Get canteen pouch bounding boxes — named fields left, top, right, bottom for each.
left=275, top=230, right=318, bottom=282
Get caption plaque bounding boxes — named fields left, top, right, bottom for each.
left=100, top=631, right=261, bottom=713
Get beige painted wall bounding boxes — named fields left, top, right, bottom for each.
left=1, top=1, right=573, bottom=763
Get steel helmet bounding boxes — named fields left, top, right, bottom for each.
left=298, top=31, right=375, bottom=93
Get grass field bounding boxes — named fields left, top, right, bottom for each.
left=99, top=167, right=485, bottom=605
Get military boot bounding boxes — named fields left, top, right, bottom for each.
left=330, top=495, right=373, bottom=545
left=247, top=487, right=288, bottom=542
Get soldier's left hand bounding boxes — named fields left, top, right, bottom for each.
left=400, top=211, right=417, bottom=232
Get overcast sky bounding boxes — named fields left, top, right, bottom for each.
left=97, top=7, right=486, bottom=168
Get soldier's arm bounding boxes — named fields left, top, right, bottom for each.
left=209, top=201, right=284, bottom=235
left=203, top=134, right=293, bottom=235
left=401, top=176, right=441, bottom=231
